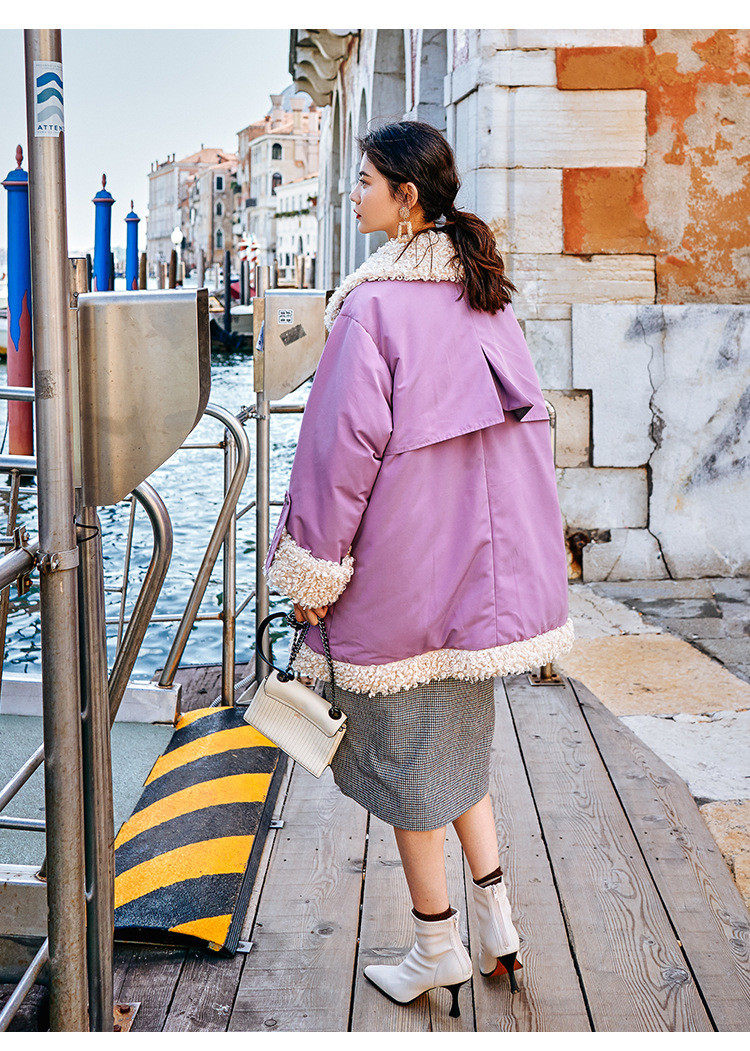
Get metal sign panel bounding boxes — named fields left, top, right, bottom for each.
left=76, top=288, right=210, bottom=506
left=258, top=289, right=328, bottom=400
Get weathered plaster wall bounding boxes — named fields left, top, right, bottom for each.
left=557, top=29, right=750, bottom=302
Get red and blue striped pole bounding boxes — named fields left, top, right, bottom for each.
left=2, top=145, right=34, bottom=455
left=125, top=200, right=139, bottom=290
left=92, top=173, right=114, bottom=291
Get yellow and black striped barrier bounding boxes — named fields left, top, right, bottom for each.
left=114, top=705, right=285, bottom=954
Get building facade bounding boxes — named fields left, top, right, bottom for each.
left=147, top=147, right=236, bottom=272
left=290, top=28, right=750, bottom=581
left=274, top=173, right=318, bottom=284
left=236, top=87, right=320, bottom=269
left=184, top=155, right=238, bottom=271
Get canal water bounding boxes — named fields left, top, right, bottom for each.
left=0, top=348, right=310, bottom=681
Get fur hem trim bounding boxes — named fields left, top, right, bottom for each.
left=324, top=229, right=463, bottom=331
left=294, top=617, right=576, bottom=696
left=265, top=529, right=354, bottom=607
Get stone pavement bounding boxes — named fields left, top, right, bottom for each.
left=557, top=577, right=750, bottom=909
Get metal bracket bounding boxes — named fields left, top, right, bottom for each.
left=269, top=819, right=285, bottom=829
left=235, top=941, right=253, bottom=954
left=37, top=546, right=80, bottom=574
left=113, top=1002, right=140, bottom=1032
left=528, top=665, right=566, bottom=686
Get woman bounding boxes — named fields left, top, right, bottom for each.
left=265, top=121, right=574, bottom=1017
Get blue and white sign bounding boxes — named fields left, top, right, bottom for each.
left=34, top=61, right=64, bottom=137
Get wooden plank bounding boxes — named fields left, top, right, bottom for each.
left=162, top=949, right=244, bottom=1032
left=113, top=943, right=186, bottom=1032
left=228, top=764, right=367, bottom=1032
left=570, top=676, right=750, bottom=1032
left=505, top=675, right=713, bottom=1032
left=466, top=679, right=591, bottom=1032
left=351, top=817, right=474, bottom=1032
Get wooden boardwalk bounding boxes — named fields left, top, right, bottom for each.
left=112, top=672, right=750, bottom=1033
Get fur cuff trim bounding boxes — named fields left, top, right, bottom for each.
left=294, top=617, right=575, bottom=696
left=265, top=528, right=354, bottom=607
left=325, top=229, right=463, bottom=331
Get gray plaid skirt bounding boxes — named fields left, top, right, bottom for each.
left=323, top=676, right=496, bottom=831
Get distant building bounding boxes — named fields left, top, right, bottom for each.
left=274, top=173, right=318, bottom=285
left=147, top=147, right=236, bottom=272
left=184, top=156, right=238, bottom=271
left=236, top=86, right=320, bottom=269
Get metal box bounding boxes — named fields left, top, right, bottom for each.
left=255, top=289, right=328, bottom=400
left=76, top=288, right=210, bottom=506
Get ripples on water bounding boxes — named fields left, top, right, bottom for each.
left=0, top=352, right=309, bottom=680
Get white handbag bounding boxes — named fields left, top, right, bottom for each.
left=242, top=611, right=346, bottom=778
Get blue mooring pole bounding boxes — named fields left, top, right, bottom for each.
left=92, top=173, right=114, bottom=291
left=125, top=201, right=139, bottom=290
left=2, top=145, right=34, bottom=454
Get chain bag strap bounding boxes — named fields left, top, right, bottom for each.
left=255, top=610, right=341, bottom=719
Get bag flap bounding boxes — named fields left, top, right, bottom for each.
left=259, top=671, right=346, bottom=738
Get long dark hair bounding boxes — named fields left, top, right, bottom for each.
left=357, top=121, right=515, bottom=313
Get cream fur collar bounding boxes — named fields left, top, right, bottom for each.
left=324, top=229, right=464, bottom=331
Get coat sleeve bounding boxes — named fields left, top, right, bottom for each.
left=264, top=311, right=393, bottom=608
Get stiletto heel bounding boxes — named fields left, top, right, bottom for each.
left=446, top=981, right=464, bottom=1018
left=496, top=952, right=521, bottom=993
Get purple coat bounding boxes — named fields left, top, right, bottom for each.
left=266, top=234, right=574, bottom=694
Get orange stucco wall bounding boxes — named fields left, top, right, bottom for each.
left=557, top=30, right=750, bottom=303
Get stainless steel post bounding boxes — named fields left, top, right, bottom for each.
left=24, top=28, right=88, bottom=1031
left=70, top=254, right=113, bottom=1032
left=254, top=266, right=271, bottom=682
left=222, top=429, right=237, bottom=704
left=76, top=498, right=114, bottom=1031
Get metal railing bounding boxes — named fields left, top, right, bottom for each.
left=0, top=473, right=173, bottom=1033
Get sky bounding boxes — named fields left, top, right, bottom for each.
left=0, top=27, right=292, bottom=255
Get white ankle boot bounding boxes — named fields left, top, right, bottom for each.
left=364, top=908, right=473, bottom=1018
left=471, top=877, right=522, bottom=991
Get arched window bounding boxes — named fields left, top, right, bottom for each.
left=271, top=172, right=282, bottom=195
left=271, top=142, right=282, bottom=160
left=216, top=228, right=224, bottom=249
left=216, top=201, right=223, bottom=216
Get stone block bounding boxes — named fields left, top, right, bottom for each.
left=563, top=168, right=652, bottom=254
left=620, top=709, right=750, bottom=803
left=491, top=29, right=644, bottom=50
left=582, top=527, right=669, bottom=582
left=467, top=167, right=562, bottom=253
left=555, top=633, right=750, bottom=716
left=489, top=48, right=557, bottom=86
left=544, top=389, right=590, bottom=467
left=556, top=466, right=649, bottom=530
left=572, top=304, right=655, bottom=467
left=508, top=254, right=656, bottom=322
left=474, top=86, right=647, bottom=169
left=447, top=50, right=558, bottom=103
left=571, top=304, right=750, bottom=577
left=523, top=319, right=572, bottom=387
left=556, top=46, right=648, bottom=91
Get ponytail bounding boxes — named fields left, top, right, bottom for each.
left=358, top=121, right=516, bottom=315
left=443, top=205, right=516, bottom=314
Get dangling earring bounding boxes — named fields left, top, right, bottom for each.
left=397, top=205, right=413, bottom=243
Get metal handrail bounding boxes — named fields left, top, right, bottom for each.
left=107, top=482, right=173, bottom=722
left=157, top=403, right=251, bottom=703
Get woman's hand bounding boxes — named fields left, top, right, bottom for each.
left=293, top=603, right=329, bottom=626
